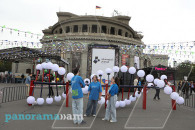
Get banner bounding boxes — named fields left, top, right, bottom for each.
left=122, top=54, right=129, bottom=67
left=92, top=48, right=115, bottom=80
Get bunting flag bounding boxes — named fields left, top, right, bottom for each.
left=96, top=6, right=101, bottom=9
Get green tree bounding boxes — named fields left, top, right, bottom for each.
left=175, top=62, right=195, bottom=81
left=0, top=60, right=12, bottom=72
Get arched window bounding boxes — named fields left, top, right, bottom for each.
left=66, top=26, right=70, bottom=33
left=59, top=28, right=62, bottom=34
left=118, top=29, right=122, bottom=36
left=55, top=30, right=58, bottom=34
left=125, top=32, right=128, bottom=37
left=82, top=24, right=88, bottom=32
left=101, top=26, right=107, bottom=33
left=73, top=25, right=78, bottom=33
left=110, top=27, right=115, bottom=35
left=92, top=25, right=97, bottom=33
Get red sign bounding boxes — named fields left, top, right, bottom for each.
left=122, top=54, right=129, bottom=67
left=155, top=67, right=167, bottom=71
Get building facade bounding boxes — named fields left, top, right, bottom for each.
left=41, top=12, right=167, bottom=78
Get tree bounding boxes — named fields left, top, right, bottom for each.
left=0, top=60, right=12, bottom=72
left=175, top=62, right=195, bottom=81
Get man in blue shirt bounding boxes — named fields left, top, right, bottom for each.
left=84, top=75, right=102, bottom=117
left=71, top=68, right=86, bottom=125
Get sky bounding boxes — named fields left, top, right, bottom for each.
left=0, top=0, right=195, bottom=45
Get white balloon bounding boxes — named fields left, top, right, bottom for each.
left=125, top=99, right=131, bottom=105
left=137, top=70, right=145, bottom=77
left=146, top=74, right=154, bottom=82
left=62, top=92, right=66, bottom=99
left=97, top=70, right=104, bottom=76
left=27, top=96, right=35, bottom=104
left=170, top=92, right=179, bottom=100
left=113, top=66, right=119, bottom=73
left=98, top=97, right=105, bottom=104
left=130, top=95, right=136, bottom=102
left=147, top=83, right=154, bottom=87
left=115, top=101, right=120, bottom=108
left=36, top=64, right=42, bottom=70
left=157, top=80, right=165, bottom=88
left=37, top=98, right=44, bottom=105
left=135, top=91, right=141, bottom=98
left=121, top=65, right=128, bottom=72
left=164, top=86, right=172, bottom=94
left=105, top=68, right=112, bottom=74
left=176, top=96, right=184, bottom=104
left=154, top=78, right=160, bottom=85
left=52, top=64, right=59, bottom=72
left=67, top=73, right=74, bottom=81
left=54, top=95, right=61, bottom=102
left=160, top=75, right=167, bottom=80
left=82, top=86, right=88, bottom=94
left=41, top=62, right=47, bottom=69
left=124, top=99, right=130, bottom=105
left=129, top=67, right=136, bottom=74
left=119, top=100, right=126, bottom=107
left=84, top=78, right=90, bottom=85
left=46, top=97, right=53, bottom=104
left=45, top=62, right=53, bottom=70
left=58, top=67, right=66, bottom=75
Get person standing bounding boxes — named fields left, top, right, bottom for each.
left=84, top=75, right=102, bottom=117
left=21, top=74, right=25, bottom=83
left=102, top=76, right=119, bottom=123
left=71, top=68, right=86, bottom=125
left=134, top=77, right=139, bottom=92
left=25, top=73, right=32, bottom=96
left=190, top=81, right=195, bottom=95
left=177, top=80, right=182, bottom=93
left=154, top=78, right=160, bottom=100
left=184, top=80, right=190, bottom=99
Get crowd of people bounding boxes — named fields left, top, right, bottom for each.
left=0, top=73, right=14, bottom=83
left=177, top=80, right=195, bottom=98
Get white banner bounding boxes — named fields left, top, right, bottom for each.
left=134, top=56, right=140, bottom=69
left=92, top=48, right=115, bottom=80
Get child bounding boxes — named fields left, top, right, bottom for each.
left=84, top=75, right=102, bottom=117
left=102, top=76, right=119, bottom=122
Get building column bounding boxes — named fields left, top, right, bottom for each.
left=80, top=51, right=88, bottom=78
left=88, top=25, right=91, bottom=33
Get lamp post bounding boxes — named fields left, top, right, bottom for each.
left=120, top=65, right=128, bottom=100
left=46, top=62, right=53, bottom=98
left=128, top=67, right=136, bottom=99
left=97, top=70, right=104, bottom=85
left=105, top=68, right=112, bottom=108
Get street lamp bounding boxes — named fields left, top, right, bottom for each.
left=97, top=70, right=104, bottom=84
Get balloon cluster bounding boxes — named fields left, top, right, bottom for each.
left=27, top=62, right=75, bottom=105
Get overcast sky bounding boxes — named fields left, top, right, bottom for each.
left=0, top=0, right=195, bottom=45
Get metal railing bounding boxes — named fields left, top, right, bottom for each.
left=0, top=86, right=28, bottom=103
left=181, top=92, right=195, bottom=108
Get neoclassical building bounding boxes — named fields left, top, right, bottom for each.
left=40, top=12, right=167, bottom=78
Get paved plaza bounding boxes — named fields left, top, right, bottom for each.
left=0, top=83, right=195, bottom=130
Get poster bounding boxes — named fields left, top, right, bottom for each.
left=122, top=54, right=129, bottom=67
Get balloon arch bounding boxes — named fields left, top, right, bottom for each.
left=27, top=62, right=184, bottom=110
